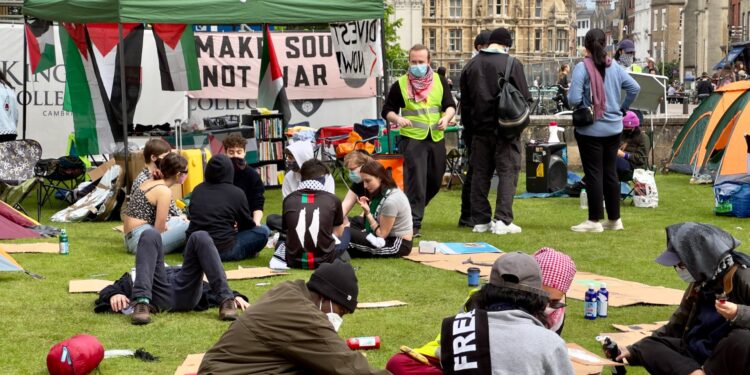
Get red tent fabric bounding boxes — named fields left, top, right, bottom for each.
left=0, top=201, right=41, bottom=240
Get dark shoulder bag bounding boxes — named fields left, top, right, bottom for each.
left=572, top=70, right=594, bottom=127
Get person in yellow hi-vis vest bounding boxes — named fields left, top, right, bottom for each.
left=382, top=44, right=456, bottom=237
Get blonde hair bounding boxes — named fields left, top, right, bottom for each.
left=343, top=151, right=373, bottom=169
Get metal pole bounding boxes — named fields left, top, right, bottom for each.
left=379, top=16, right=387, bottom=119
left=22, top=15, right=28, bottom=139
left=118, top=23, right=130, bottom=190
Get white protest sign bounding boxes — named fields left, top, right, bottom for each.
left=329, top=19, right=383, bottom=79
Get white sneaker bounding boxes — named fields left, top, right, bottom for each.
left=602, top=219, right=624, bottom=230
left=506, top=222, right=522, bottom=234
left=571, top=220, right=604, bottom=233
left=472, top=223, right=492, bottom=233
left=491, top=221, right=509, bottom=235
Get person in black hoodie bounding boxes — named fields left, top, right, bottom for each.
left=187, top=154, right=268, bottom=261
left=460, top=27, right=532, bottom=236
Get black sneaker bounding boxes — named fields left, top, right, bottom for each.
left=458, top=217, right=474, bottom=228
left=413, top=227, right=421, bottom=238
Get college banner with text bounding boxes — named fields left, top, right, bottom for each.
left=191, top=31, right=377, bottom=100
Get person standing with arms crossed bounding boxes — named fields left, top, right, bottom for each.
left=382, top=44, right=456, bottom=237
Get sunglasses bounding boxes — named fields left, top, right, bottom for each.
left=548, top=299, right=567, bottom=310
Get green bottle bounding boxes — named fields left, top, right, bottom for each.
left=59, top=229, right=69, bottom=255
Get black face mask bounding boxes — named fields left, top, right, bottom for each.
left=286, top=160, right=299, bottom=172
left=230, top=157, right=247, bottom=171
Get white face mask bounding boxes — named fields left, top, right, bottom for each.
left=321, top=300, right=343, bottom=332
left=676, top=267, right=695, bottom=283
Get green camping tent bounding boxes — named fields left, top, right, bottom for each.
left=23, top=0, right=384, bottom=24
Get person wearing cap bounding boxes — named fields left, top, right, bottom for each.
left=616, top=111, right=649, bottom=181
left=440, top=252, right=574, bottom=374
left=460, top=27, right=532, bottom=236
left=385, top=247, right=576, bottom=374
left=199, top=260, right=389, bottom=375
left=457, top=30, right=493, bottom=229
left=645, top=56, right=656, bottom=73
left=381, top=44, right=456, bottom=238
left=618, top=222, right=750, bottom=375
left=615, top=39, right=642, bottom=73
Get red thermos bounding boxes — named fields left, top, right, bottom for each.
left=347, top=336, right=381, bottom=350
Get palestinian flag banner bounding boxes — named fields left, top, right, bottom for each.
left=25, top=17, right=56, bottom=74
left=153, top=24, right=201, bottom=91
left=59, top=23, right=144, bottom=155
left=257, top=24, right=291, bottom=125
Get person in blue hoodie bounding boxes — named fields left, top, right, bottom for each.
left=568, top=28, right=640, bottom=233
left=187, top=154, right=267, bottom=261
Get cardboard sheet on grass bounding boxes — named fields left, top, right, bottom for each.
left=568, top=272, right=684, bottom=307
left=567, top=343, right=622, bottom=375
left=596, top=320, right=668, bottom=350
left=403, top=248, right=502, bottom=277
left=174, top=353, right=204, bottom=375
left=0, top=242, right=58, bottom=253
left=69, top=267, right=287, bottom=293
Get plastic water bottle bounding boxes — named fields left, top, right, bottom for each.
left=548, top=121, right=560, bottom=143
left=598, top=283, right=609, bottom=318
left=347, top=336, right=381, bottom=350
left=580, top=189, right=588, bottom=209
left=59, top=229, right=69, bottom=255
left=584, top=284, right=598, bottom=320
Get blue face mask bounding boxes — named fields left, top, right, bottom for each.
left=348, top=170, right=362, bottom=184
left=409, top=64, right=428, bottom=78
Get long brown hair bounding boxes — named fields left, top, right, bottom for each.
left=584, top=29, right=608, bottom=76
left=360, top=160, right=397, bottom=196
left=155, top=153, right=187, bottom=180
left=558, top=64, right=569, bottom=81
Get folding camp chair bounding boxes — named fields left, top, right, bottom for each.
left=35, top=156, right=87, bottom=219
left=0, top=140, right=43, bottom=217
left=314, top=125, right=352, bottom=183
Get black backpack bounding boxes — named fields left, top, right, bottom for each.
left=496, top=56, right=530, bottom=129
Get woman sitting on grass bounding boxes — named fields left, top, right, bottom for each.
left=123, top=139, right=188, bottom=254
left=347, top=160, right=412, bottom=257
left=123, top=153, right=187, bottom=255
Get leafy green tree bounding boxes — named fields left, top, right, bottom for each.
left=384, top=4, right=408, bottom=73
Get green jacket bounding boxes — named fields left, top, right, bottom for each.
left=199, top=280, right=390, bottom=375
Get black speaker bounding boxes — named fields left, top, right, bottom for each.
left=526, top=143, right=568, bottom=193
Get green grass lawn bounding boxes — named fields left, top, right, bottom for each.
left=1, top=173, right=746, bottom=374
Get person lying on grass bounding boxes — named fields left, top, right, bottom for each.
left=95, top=230, right=248, bottom=325
left=347, top=160, right=413, bottom=257
left=187, top=154, right=267, bottom=262
left=618, top=222, right=750, bottom=375
left=199, top=260, right=389, bottom=375
left=122, top=150, right=189, bottom=255
left=269, top=159, right=350, bottom=270
left=386, top=247, right=577, bottom=374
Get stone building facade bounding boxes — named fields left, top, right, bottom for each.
left=682, top=0, right=728, bottom=78
left=423, top=0, right=577, bottom=81
left=648, top=0, right=683, bottom=64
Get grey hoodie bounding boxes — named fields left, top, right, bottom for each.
left=281, top=141, right=335, bottom=198
left=487, top=310, right=574, bottom=375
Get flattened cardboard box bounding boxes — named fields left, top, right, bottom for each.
left=174, top=353, right=205, bottom=375
left=0, top=242, right=58, bottom=253
left=568, top=271, right=683, bottom=306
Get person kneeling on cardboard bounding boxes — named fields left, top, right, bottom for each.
left=198, top=260, right=389, bottom=375
left=95, top=230, right=249, bottom=325
left=618, top=222, right=750, bottom=375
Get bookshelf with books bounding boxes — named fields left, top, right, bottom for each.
left=251, top=114, right=285, bottom=187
